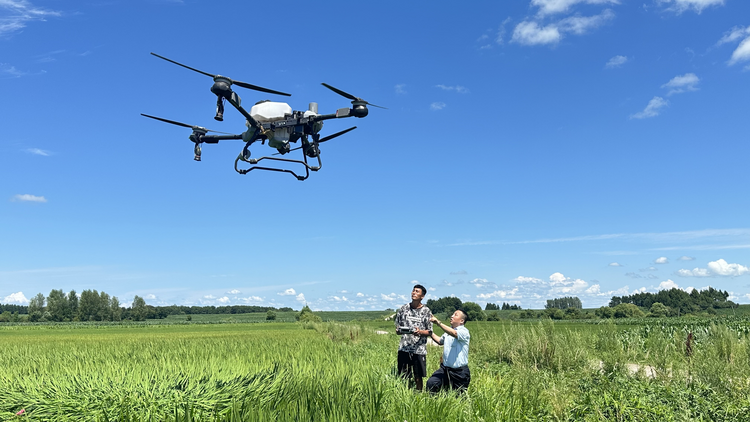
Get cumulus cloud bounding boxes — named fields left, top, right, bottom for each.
left=204, top=295, right=215, bottom=299
left=658, top=0, right=724, bottom=14
left=356, top=292, right=364, bottom=297
left=531, top=0, right=619, bottom=16
left=11, top=194, right=46, bottom=202
left=658, top=280, right=679, bottom=290
left=548, top=272, right=589, bottom=294
left=217, top=296, right=229, bottom=304
left=514, top=276, right=544, bottom=284
left=278, top=288, right=296, bottom=296
left=654, top=257, right=669, bottom=264
left=477, top=287, right=520, bottom=300
left=295, top=293, right=306, bottom=303
left=511, top=21, right=561, bottom=45
left=558, top=9, right=614, bottom=34
left=716, top=26, right=750, bottom=68
left=608, top=262, right=623, bottom=267
left=240, top=296, right=263, bottom=303
left=430, top=102, right=446, bottom=111
left=605, top=55, right=628, bottom=68
left=0, top=0, right=62, bottom=37
left=630, top=96, right=668, bottom=119
left=3, top=291, right=28, bottom=304
left=661, top=73, right=699, bottom=95
left=677, top=258, right=749, bottom=277
left=227, top=289, right=240, bottom=294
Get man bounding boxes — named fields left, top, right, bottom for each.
left=427, top=310, right=471, bottom=393
left=395, top=284, right=433, bottom=391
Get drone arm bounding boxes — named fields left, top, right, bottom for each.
left=199, top=134, right=243, bottom=144
left=310, top=108, right=356, bottom=122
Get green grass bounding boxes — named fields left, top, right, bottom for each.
left=3, top=318, right=750, bottom=421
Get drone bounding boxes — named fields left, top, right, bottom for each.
left=142, top=53, right=383, bottom=180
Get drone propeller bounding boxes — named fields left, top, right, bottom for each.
left=141, top=114, right=233, bottom=134
left=321, top=83, right=386, bottom=109
left=274, top=127, right=358, bottom=155
left=150, top=53, right=291, bottom=97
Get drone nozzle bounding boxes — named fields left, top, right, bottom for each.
left=214, top=96, right=225, bottom=121
left=194, top=143, right=202, bottom=161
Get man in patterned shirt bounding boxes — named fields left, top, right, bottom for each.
left=395, top=284, right=433, bottom=391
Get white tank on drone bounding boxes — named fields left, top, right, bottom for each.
left=250, top=101, right=293, bottom=122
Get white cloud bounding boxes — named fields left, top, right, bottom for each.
left=410, top=280, right=419, bottom=285
left=658, top=0, right=724, bottom=14
left=477, top=287, right=520, bottom=300
left=707, top=259, right=749, bottom=276
left=331, top=296, right=348, bottom=302
left=558, top=9, right=614, bottom=35
left=630, top=96, right=668, bottom=119
left=436, top=84, right=469, bottom=93
left=514, top=276, right=543, bottom=284
left=548, top=272, right=589, bottom=294
left=395, top=84, right=406, bottom=94
left=661, top=73, right=699, bottom=95
left=3, top=291, right=28, bottom=304
left=718, top=26, right=750, bottom=46
left=511, top=21, right=561, bottom=45
left=278, top=288, right=296, bottom=296
left=356, top=292, right=364, bottom=297
left=729, top=37, right=750, bottom=66
left=217, top=296, right=229, bottom=304
left=11, top=194, right=46, bottom=202
left=531, top=0, right=619, bottom=16
left=227, top=289, right=240, bottom=294
left=678, top=256, right=695, bottom=261
left=204, top=295, right=215, bottom=299
left=608, top=262, right=623, bottom=267
left=0, top=63, right=25, bottom=77
left=469, top=278, right=496, bottom=289
left=654, top=257, right=669, bottom=264
left=145, top=294, right=157, bottom=300
left=605, top=55, right=628, bottom=68
left=658, top=280, right=679, bottom=290
left=677, top=259, right=748, bottom=277
left=240, top=296, right=263, bottom=303
left=0, top=0, right=62, bottom=37
left=295, top=293, right=306, bottom=303
left=25, top=148, right=51, bottom=156
left=430, top=102, right=446, bottom=111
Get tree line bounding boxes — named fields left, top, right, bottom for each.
left=1, top=289, right=297, bottom=322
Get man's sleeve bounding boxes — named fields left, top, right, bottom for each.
left=394, top=308, right=401, bottom=329
left=424, top=308, right=433, bottom=331
left=439, top=333, right=446, bottom=345
left=457, top=327, right=470, bottom=343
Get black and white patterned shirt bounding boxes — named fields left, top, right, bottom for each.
left=395, top=303, right=433, bottom=355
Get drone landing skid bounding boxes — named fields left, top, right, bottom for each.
left=234, top=152, right=322, bottom=181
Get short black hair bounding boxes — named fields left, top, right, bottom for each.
left=413, top=284, right=427, bottom=296
left=455, top=309, right=468, bottom=322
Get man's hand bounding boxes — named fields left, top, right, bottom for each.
left=430, top=316, right=439, bottom=324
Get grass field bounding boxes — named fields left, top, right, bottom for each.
left=3, top=317, right=750, bottom=421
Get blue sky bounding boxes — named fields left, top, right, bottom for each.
left=1, top=0, right=748, bottom=311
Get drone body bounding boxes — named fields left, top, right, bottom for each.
left=142, top=53, right=382, bottom=180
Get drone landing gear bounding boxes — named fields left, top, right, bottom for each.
left=235, top=137, right=322, bottom=181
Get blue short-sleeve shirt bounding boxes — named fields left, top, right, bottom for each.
left=439, top=325, right=470, bottom=368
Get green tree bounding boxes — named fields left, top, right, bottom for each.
left=110, top=296, right=122, bottom=321
left=28, top=293, right=45, bottom=322
left=0, top=311, right=11, bottom=322
left=46, top=289, right=69, bottom=322
left=79, top=290, right=103, bottom=321
left=67, top=290, right=79, bottom=321
left=296, top=305, right=321, bottom=322
left=266, top=310, right=277, bottom=321
left=648, top=302, right=670, bottom=318
left=485, top=303, right=500, bottom=311
left=462, top=301, right=486, bottom=321
left=595, top=306, right=614, bottom=319
left=613, top=303, right=645, bottom=318
left=98, top=292, right=111, bottom=321
left=131, top=295, right=147, bottom=321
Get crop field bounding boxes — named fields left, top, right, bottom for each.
left=3, top=317, right=750, bottom=421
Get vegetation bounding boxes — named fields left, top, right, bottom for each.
left=2, top=317, right=750, bottom=421
left=610, top=287, right=735, bottom=315
left=546, top=296, right=583, bottom=310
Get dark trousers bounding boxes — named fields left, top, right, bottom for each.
left=426, top=364, right=470, bottom=393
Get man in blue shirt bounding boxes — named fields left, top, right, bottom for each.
left=427, top=310, right=471, bottom=393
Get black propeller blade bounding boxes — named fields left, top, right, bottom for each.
left=141, top=114, right=233, bottom=134
left=151, top=53, right=291, bottom=97
left=274, top=127, right=358, bottom=155
left=321, top=83, right=386, bottom=109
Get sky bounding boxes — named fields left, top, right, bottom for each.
left=1, top=0, right=748, bottom=311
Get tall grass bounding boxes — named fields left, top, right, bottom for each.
left=2, top=319, right=750, bottom=420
